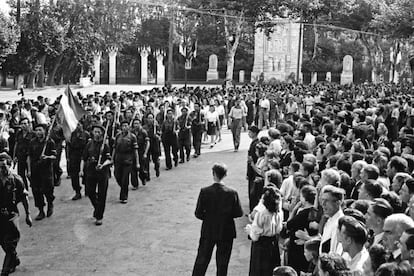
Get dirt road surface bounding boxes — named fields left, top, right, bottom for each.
left=2, top=129, right=255, bottom=276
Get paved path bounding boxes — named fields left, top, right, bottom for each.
left=2, top=129, right=255, bottom=276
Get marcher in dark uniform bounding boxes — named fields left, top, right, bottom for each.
left=131, top=118, right=150, bottom=188
left=161, top=109, right=179, bottom=170
left=27, top=124, right=56, bottom=220
left=67, top=122, right=90, bottom=200
left=0, top=153, right=32, bottom=276
left=80, top=125, right=112, bottom=226
left=49, top=118, right=64, bottom=186
left=113, top=121, right=139, bottom=204
left=190, top=103, right=204, bottom=158
left=177, top=107, right=192, bottom=163
left=247, top=126, right=260, bottom=211
left=143, top=113, right=161, bottom=178
left=12, top=118, right=33, bottom=190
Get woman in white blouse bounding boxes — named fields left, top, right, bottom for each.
left=205, top=105, right=220, bottom=148
left=245, top=186, right=283, bottom=276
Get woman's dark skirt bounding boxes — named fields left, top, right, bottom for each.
left=249, top=236, right=280, bottom=276
left=207, top=122, right=216, bottom=135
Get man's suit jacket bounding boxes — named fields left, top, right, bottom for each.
left=195, top=183, right=243, bottom=241
left=247, top=138, right=259, bottom=180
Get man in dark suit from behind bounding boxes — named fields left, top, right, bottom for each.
left=192, top=162, right=243, bottom=276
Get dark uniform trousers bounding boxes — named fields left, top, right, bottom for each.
left=83, top=140, right=111, bottom=220
left=0, top=217, right=20, bottom=276
left=192, top=238, right=233, bottom=276
left=143, top=123, right=161, bottom=178
left=131, top=148, right=147, bottom=187
left=85, top=174, right=108, bottom=220
left=68, top=131, right=89, bottom=194
left=162, top=133, right=178, bottom=169
left=191, top=126, right=203, bottom=155
left=0, top=173, right=27, bottom=275
left=114, top=132, right=138, bottom=201
left=29, top=140, right=56, bottom=208
left=16, top=161, right=28, bottom=191
left=178, top=129, right=191, bottom=161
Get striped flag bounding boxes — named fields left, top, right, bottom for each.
left=57, top=85, right=86, bottom=141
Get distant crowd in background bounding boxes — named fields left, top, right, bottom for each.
left=1, top=81, right=414, bottom=275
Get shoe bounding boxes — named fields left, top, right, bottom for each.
left=47, top=203, right=54, bottom=217
left=142, top=179, right=146, bottom=186
left=193, top=154, right=198, bottom=158
left=186, top=156, right=190, bottom=162
left=93, top=210, right=97, bottom=219
left=35, top=210, right=45, bottom=221
left=131, top=186, right=138, bottom=190
left=174, top=160, right=178, bottom=167
left=146, top=176, right=151, bottom=182
left=210, top=144, right=214, bottom=148
left=120, top=199, right=128, bottom=204
left=179, top=160, right=184, bottom=164
left=95, top=219, right=103, bottom=226
left=155, top=169, right=160, bottom=177
left=166, top=167, right=171, bottom=171
left=72, top=193, right=82, bottom=200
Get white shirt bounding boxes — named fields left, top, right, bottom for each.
left=260, top=98, right=270, bottom=109
left=320, top=209, right=344, bottom=254
left=269, top=139, right=282, bottom=157
left=206, top=111, right=219, bottom=123
left=216, top=105, right=225, bottom=116
left=304, top=132, right=316, bottom=150
left=246, top=200, right=283, bottom=241
left=348, top=247, right=369, bottom=275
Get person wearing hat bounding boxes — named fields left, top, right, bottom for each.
left=67, top=121, right=90, bottom=200
left=113, top=120, right=139, bottom=204
left=12, top=117, right=34, bottom=190
left=0, top=152, right=32, bottom=275
left=177, top=106, right=192, bottom=163
left=161, top=108, right=179, bottom=170
left=131, top=118, right=149, bottom=188
left=190, top=102, right=205, bottom=158
left=27, top=124, right=57, bottom=220
left=80, top=124, right=112, bottom=225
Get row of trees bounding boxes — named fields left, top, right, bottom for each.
left=0, top=0, right=413, bottom=87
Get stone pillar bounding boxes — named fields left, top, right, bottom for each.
left=139, top=47, right=150, bottom=85
left=326, top=72, right=331, bottom=82
left=93, top=51, right=102, bottom=84
left=156, top=50, right=165, bottom=85
left=108, top=47, right=118, bottom=85
left=239, top=70, right=245, bottom=83
left=340, top=55, right=354, bottom=85
left=311, top=72, right=317, bottom=84
left=206, top=54, right=219, bottom=81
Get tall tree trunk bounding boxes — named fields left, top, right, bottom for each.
left=312, top=19, right=318, bottom=60
left=46, top=54, right=63, bottom=86
left=167, top=11, right=175, bottom=83
left=36, top=54, right=46, bottom=87
left=223, top=10, right=243, bottom=82
left=27, top=72, right=36, bottom=88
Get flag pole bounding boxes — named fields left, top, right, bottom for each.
left=97, top=121, right=110, bottom=168
left=41, top=114, right=57, bottom=156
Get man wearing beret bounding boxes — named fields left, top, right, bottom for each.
left=113, top=121, right=139, bottom=203
left=80, top=125, right=112, bottom=225
left=27, top=124, right=56, bottom=220
left=177, top=106, right=192, bottom=163
left=190, top=102, right=204, bottom=158
left=0, top=152, right=32, bottom=275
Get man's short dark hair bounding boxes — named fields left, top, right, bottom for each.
left=338, top=215, right=368, bottom=245
left=405, top=179, right=414, bottom=194
left=273, top=266, right=298, bottom=276
left=363, top=164, right=379, bottom=180
left=212, top=163, right=227, bottom=180
left=371, top=198, right=394, bottom=219
left=389, top=156, right=408, bottom=173
left=404, top=227, right=414, bottom=251
left=363, top=180, right=383, bottom=199
left=322, top=185, right=345, bottom=202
